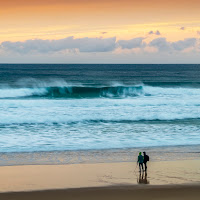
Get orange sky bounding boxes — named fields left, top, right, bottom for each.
left=0, top=0, right=200, bottom=42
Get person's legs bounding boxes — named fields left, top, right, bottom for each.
left=139, top=163, right=142, bottom=171
left=139, top=163, right=143, bottom=171
left=144, top=162, right=147, bottom=171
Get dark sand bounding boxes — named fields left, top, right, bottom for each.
left=0, top=185, right=200, bottom=200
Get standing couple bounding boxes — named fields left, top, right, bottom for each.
left=137, top=152, right=149, bottom=172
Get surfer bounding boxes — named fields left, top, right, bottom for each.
left=137, top=152, right=144, bottom=172
left=143, top=152, right=149, bottom=171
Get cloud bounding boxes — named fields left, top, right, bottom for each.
left=171, top=38, right=197, bottom=51
left=149, top=37, right=197, bottom=52
left=117, top=37, right=145, bottom=49
left=155, top=31, right=161, bottom=35
left=148, top=31, right=154, bottom=35
left=1, top=37, right=117, bottom=53
left=180, top=27, right=185, bottom=30
left=77, top=37, right=116, bottom=52
left=148, top=30, right=161, bottom=35
left=197, top=31, right=200, bottom=35
left=143, top=46, right=158, bottom=53
left=149, top=37, right=171, bottom=51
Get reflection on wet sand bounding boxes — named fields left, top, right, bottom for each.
left=137, top=171, right=149, bottom=184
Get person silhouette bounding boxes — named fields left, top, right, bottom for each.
left=137, top=152, right=144, bottom=172
left=143, top=152, right=149, bottom=171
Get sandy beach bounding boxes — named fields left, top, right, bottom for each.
left=0, top=159, right=199, bottom=199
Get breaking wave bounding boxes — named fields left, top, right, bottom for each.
left=0, top=84, right=200, bottom=99
left=0, top=85, right=146, bottom=99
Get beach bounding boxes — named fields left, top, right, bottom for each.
left=0, top=160, right=199, bottom=199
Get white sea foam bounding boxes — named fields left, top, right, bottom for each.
left=0, top=96, right=200, bottom=124
left=0, top=88, right=48, bottom=98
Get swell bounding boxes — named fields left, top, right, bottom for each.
left=0, top=118, right=200, bottom=125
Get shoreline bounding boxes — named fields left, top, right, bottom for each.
left=0, top=144, right=199, bottom=166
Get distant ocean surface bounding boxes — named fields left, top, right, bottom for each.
left=0, top=64, right=200, bottom=164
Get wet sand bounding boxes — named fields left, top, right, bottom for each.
left=0, top=160, right=199, bottom=199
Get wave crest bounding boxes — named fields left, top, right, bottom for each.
left=0, top=85, right=145, bottom=99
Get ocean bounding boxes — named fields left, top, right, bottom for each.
left=0, top=64, right=200, bottom=165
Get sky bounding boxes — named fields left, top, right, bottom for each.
left=0, top=0, right=200, bottom=63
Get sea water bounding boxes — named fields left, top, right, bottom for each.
left=0, top=64, right=200, bottom=165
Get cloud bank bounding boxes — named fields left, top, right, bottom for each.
left=1, top=37, right=117, bottom=53
left=0, top=36, right=200, bottom=64
left=1, top=36, right=198, bottom=55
